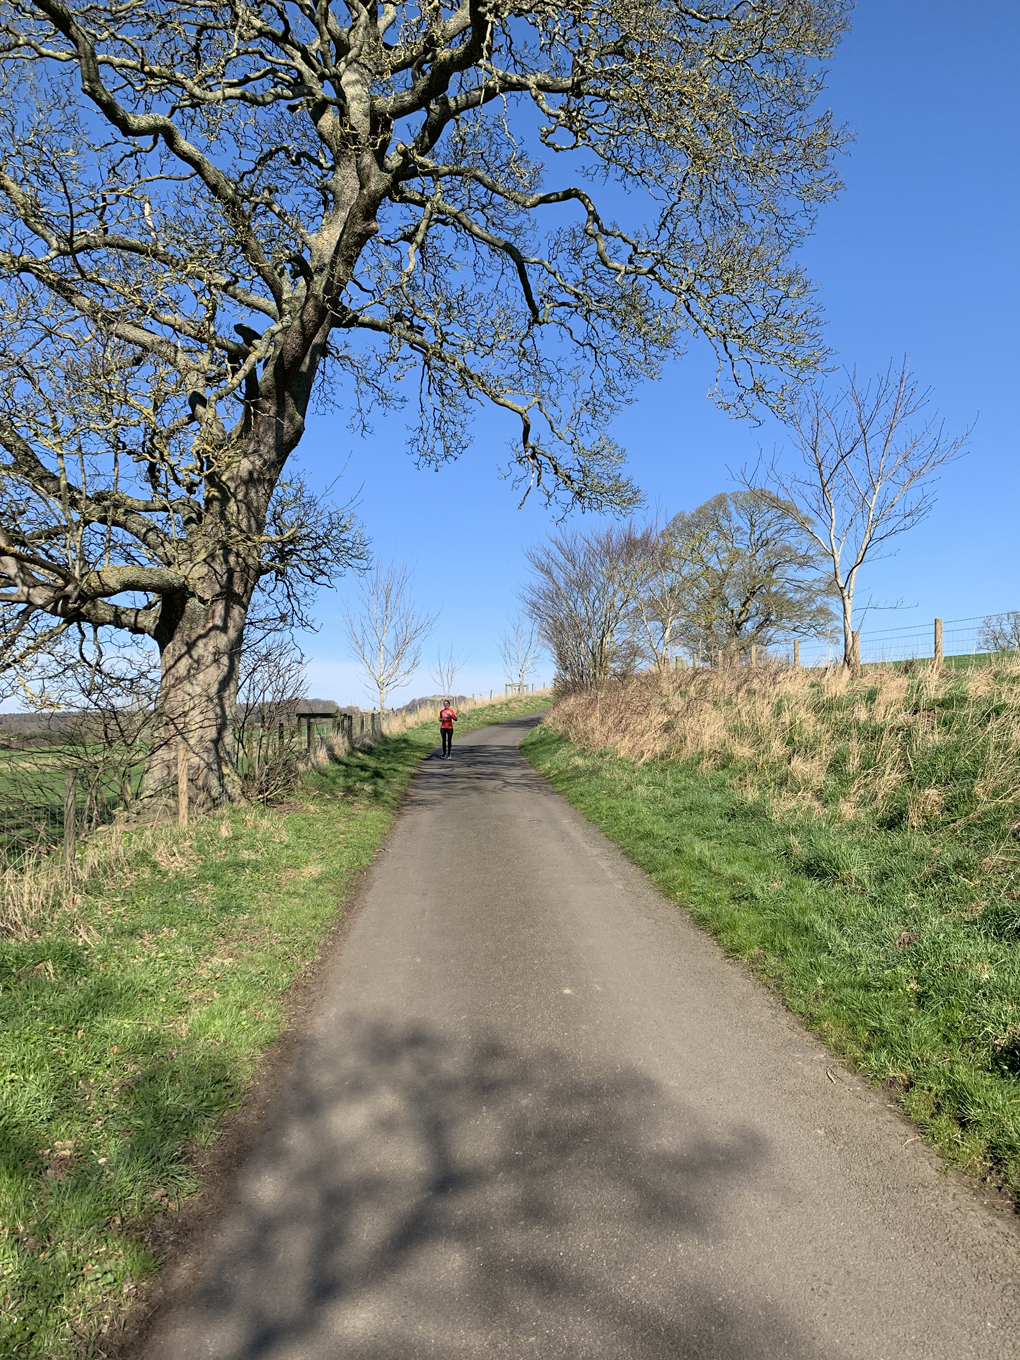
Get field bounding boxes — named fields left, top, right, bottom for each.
left=0, top=693, right=549, bottom=1360
left=523, top=663, right=1020, bottom=1204
left=0, top=735, right=142, bottom=864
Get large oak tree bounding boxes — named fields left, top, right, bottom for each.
left=0, top=0, right=848, bottom=805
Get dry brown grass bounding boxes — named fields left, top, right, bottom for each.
left=545, top=660, right=1020, bottom=827
left=0, top=819, right=195, bottom=941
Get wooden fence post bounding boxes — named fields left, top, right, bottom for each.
left=934, top=617, right=943, bottom=669
left=63, top=771, right=77, bottom=879
left=793, top=639, right=800, bottom=670
left=177, top=741, right=189, bottom=827
left=750, top=644, right=757, bottom=670
left=716, top=649, right=723, bottom=669
left=851, top=630, right=861, bottom=675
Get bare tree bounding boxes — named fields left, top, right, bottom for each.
left=523, top=526, right=650, bottom=689
left=0, top=354, right=367, bottom=808
left=344, top=562, right=435, bottom=712
left=756, top=363, right=967, bottom=669
left=234, top=630, right=310, bottom=803
left=668, top=490, right=834, bottom=662
left=429, top=645, right=469, bottom=698
left=0, top=1, right=847, bottom=803
left=628, top=519, right=704, bottom=669
left=979, top=613, right=1020, bottom=656
left=498, top=615, right=542, bottom=691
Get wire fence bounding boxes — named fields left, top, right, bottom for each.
left=773, top=615, right=1010, bottom=670
left=0, top=737, right=135, bottom=866
left=0, top=686, right=551, bottom=869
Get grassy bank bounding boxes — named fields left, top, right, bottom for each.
left=522, top=666, right=1020, bottom=1202
left=0, top=694, right=548, bottom=1359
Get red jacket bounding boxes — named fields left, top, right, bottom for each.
left=439, top=706, right=457, bottom=729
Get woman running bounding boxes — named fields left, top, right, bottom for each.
left=439, top=699, right=457, bottom=758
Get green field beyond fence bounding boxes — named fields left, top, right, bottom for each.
left=0, top=688, right=547, bottom=865
left=783, top=615, right=1014, bottom=671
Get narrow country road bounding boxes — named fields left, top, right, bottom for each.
left=148, top=716, right=1020, bottom=1360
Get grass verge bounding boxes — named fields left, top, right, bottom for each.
left=523, top=704, right=1020, bottom=1207
left=0, top=694, right=548, bottom=1359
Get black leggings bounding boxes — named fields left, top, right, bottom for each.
left=441, top=728, right=453, bottom=756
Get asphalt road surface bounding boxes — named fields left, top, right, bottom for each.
left=148, top=715, right=1020, bottom=1360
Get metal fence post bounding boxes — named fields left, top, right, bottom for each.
left=177, top=741, right=189, bottom=827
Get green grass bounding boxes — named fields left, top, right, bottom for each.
left=857, top=651, right=1011, bottom=674
left=523, top=717, right=1020, bottom=1203
left=0, top=694, right=548, bottom=1359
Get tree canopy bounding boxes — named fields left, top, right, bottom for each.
left=0, top=0, right=849, bottom=801
left=669, top=490, right=834, bottom=659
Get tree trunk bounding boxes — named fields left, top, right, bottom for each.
left=140, top=344, right=323, bottom=810
left=144, top=563, right=254, bottom=812
left=841, top=593, right=854, bottom=669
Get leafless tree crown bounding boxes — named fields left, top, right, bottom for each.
left=430, top=644, right=468, bottom=697
left=755, top=361, right=967, bottom=667
left=522, top=525, right=651, bottom=688
left=498, top=614, right=541, bottom=689
left=979, top=613, right=1020, bottom=656
left=344, top=560, right=435, bottom=710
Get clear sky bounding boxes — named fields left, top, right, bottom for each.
left=293, top=0, right=1020, bottom=705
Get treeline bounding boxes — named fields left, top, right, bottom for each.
left=523, top=490, right=834, bottom=688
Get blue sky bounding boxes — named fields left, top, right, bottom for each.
left=294, top=0, right=1020, bottom=705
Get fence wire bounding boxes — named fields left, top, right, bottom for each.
left=0, top=688, right=550, bottom=870
left=776, top=616, right=1007, bottom=670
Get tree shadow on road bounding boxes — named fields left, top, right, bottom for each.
left=151, top=1018, right=831, bottom=1360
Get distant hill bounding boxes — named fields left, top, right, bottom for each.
left=0, top=711, right=81, bottom=736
